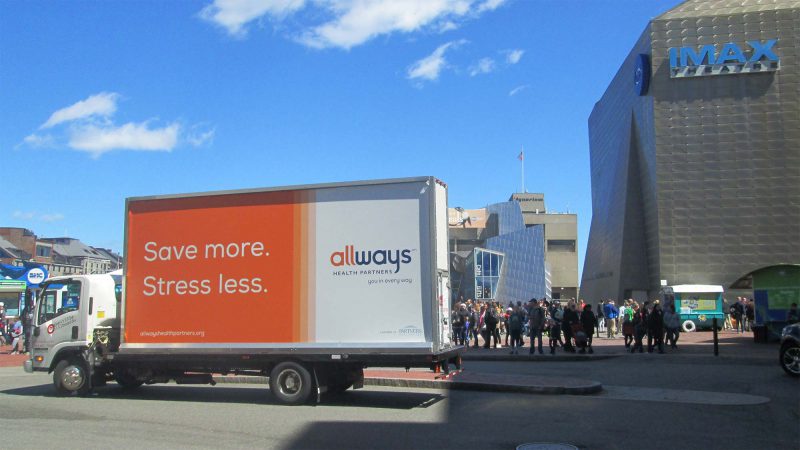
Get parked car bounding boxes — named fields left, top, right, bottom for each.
left=779, top=323, right=800, bottom=377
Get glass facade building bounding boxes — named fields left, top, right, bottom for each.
left=450, top=200, right=548, bottom=304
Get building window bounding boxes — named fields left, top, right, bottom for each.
left=547, top=239, right=576, bottom=252
left=36, top=245, right=51, bottom=257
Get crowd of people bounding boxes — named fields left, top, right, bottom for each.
left=0, top=302, right=31, bottom=355
left=450, top=296, right=710, bottom=355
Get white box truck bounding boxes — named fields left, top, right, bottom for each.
left=25, top=177, right=460, bottom=404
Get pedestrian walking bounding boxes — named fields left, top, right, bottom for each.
left=663, top=303, right=681, bottom=349
left=579, top=304, right=597, bottom=354
left=528, top=299, right=545, bottom=355
left=647, top=301, right=665, bottom=353
left=603, top=300, right=619, bottom=338
left=596, top=302, right=605, bottom=337
left=507, top=306, right=523, bottom=355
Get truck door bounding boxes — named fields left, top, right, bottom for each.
left=437, top=271, right=452, bottom=349
left=34, top=280, right=84, bottom=352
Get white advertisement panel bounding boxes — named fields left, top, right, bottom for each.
left=313, top=186, right=425, bottom=344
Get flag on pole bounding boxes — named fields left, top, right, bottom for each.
left=518, top=150, right=524, bottom=161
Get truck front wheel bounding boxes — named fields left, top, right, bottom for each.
left=53, top=358, right=91, bottom=396
left=269, top=362, right=312, bottom=405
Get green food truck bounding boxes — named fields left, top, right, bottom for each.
left=661, top=285, right=725, bottom=332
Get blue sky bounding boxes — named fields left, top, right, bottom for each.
left=1, top=0, right=682, bottom=277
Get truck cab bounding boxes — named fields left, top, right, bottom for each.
left=24, top=273, right=120, bottom=394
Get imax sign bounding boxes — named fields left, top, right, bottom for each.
left=669, top=40, right=779, bottom=78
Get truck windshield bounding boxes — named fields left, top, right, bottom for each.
left=38, top=280, right=82, bottom=324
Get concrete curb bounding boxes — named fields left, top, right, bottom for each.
left=461, top=353, right=619, bottom=362
left=363, top=376, right=603, bottom=395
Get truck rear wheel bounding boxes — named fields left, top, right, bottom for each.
left=269, top=362, right=312, bottom=405
left=53, top=358, right=91, bottom=396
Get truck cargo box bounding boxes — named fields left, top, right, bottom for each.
left=122, top=176, right=455, bottom=360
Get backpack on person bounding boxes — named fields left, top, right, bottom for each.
left=485, top=309, right=498, bottom=326
left=508, top=313, right=522, bottom=332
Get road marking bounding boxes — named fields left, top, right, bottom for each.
left=595, top=385, right=770, bottom=405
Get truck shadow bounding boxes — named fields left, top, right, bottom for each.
left=0, top=384, right=445, bottom=410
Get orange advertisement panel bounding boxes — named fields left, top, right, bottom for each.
left=124, top=190, right=312, bottom=344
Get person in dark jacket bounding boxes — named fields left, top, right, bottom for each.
left=469, top=304, right=480, bottom=348
left=561, top=301, right=579, bottom=353
left=579, top=304, right=597, bottom=354
left=630, top=303, right=646, bottom=353
left=483, top=303, right=500, bottom=349
left=528, top=299, right=546, bottom=355
left=596, top=302, right=605, bottom=337
left=507, top=306, right=524, bottom=355
left=647, top=302, right=665, bottom=354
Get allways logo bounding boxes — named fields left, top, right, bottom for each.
left=330, top=245, right=413, bottom=273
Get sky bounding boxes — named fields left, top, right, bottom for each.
left=0, top=0, right=683, bottom=278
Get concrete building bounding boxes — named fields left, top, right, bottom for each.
left=0, top=227, right=53, bottom=265
left=0, top=228, right=119, bottom=276
left=511, top=193, right=579, bottom=299
left=581, top=0, right=800, bottom=304
left=38, top=237, right=114, bottom=275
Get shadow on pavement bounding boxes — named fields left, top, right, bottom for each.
left=1, top=383, right=445, bottom=410
left=284, top=422, right=447, bottom=450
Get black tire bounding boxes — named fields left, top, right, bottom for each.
left=269, top=362, right=313, bottom=405
left=681, top=320, right=696, bottom=333
left=114, top=368, right=144, bottom=389
left=780, top=343, right=800, bottom=377
left=53, top=358, right=91, bottom=396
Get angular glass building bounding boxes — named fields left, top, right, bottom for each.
left=450, top=200, right=548, bottom=304
left=581, top=0, right=800, bottom=304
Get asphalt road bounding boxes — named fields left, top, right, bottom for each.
left=1, top=355, right=797, bottom=449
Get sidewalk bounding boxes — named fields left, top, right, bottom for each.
left=457, top=328, right=777, bottom=363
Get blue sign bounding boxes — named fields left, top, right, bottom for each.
left=0, top=263, right=48, bottom=288
left=633, top=54, right=650, bottom=96
left=669, top=40, right=779, bottom=78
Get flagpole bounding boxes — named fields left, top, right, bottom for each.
left=521, top=145, right=525, bottom=193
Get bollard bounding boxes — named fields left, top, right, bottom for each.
left=713, top=318, right=719, bottom=356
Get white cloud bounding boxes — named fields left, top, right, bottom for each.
left=300, top=0, right=472, bottom=50
left=68, top=122, right=180, bottom=157
left=505, top=48, right=524, bottom=64
left=476, top=0, right=506, bottom=13
left=201, top=0, right=506, bottom=49
left=12, top=211, right=36, bottom=220
left=12, top=211, right=65, bottom=223
left=199, top=0, right=307, bottom=37
left=186, top=126, right=216, bottom=147
left=407, top=40, right=466, bottom=81
left=40, top=92, right=119, bottom=129
left=21, top=92, right=212, bottom=158
left=469, top=57, right=495, bottom=76
left=22, top=133, right=56, bottom=148
left=508, top=84, right=529, bottom=96
left=40, top=213, right=65, bottom=223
